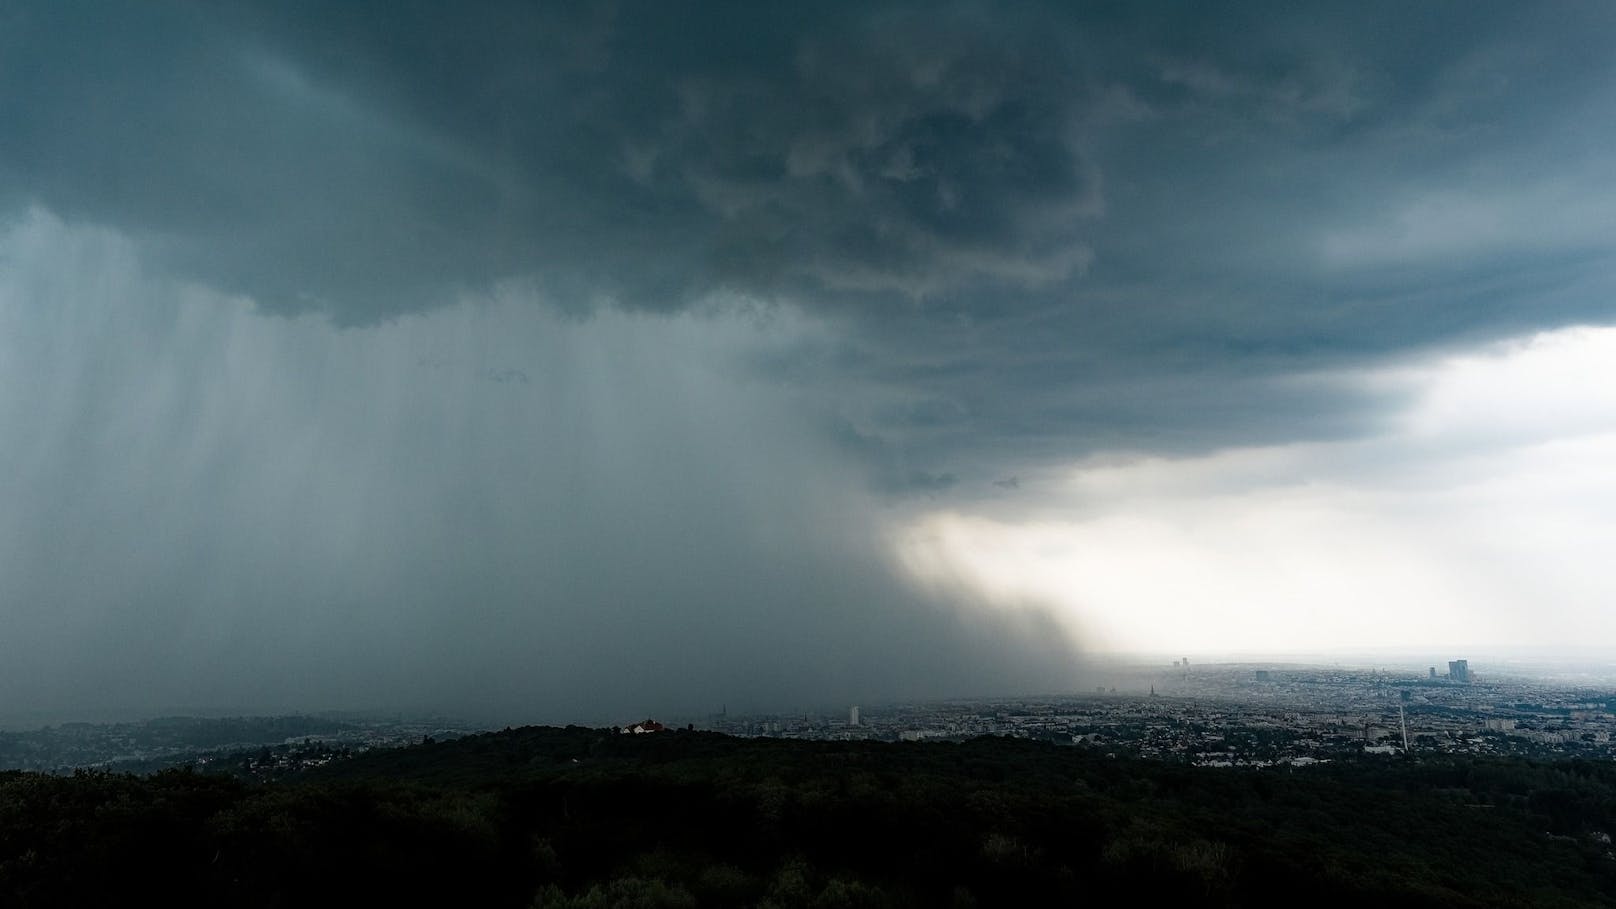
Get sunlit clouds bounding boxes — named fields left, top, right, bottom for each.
left=895, top=327, right=1616, bottom=655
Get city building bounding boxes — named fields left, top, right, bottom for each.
left=1448, top=660, right=1470, bottom=684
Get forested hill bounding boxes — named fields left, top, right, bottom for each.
left=4, top=726, right=1616, bottom=907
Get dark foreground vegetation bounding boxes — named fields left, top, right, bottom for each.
left=4, top=726, right=1616, bottom=907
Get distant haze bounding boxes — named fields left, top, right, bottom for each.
left=2, top=2, right=1615, bottom=723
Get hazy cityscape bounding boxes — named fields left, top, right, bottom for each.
left=711, top=659, right=1616, bottom=761
left=12, top=656, right=1616, bottom=779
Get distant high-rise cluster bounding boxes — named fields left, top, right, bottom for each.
left=1448, top=659, right=1470, bottom=683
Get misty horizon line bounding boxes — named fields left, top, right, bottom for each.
left=8, top=647, right=1614, bottom=732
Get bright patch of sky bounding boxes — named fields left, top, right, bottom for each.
left=895, top=326, right=1616, bottom=654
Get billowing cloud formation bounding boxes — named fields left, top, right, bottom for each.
left=2, top=2, right=1099, bottom=317
left=6, top=1, right=1615, bottom=480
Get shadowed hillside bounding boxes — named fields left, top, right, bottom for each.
left=3, top=726, right=1616, bottom=907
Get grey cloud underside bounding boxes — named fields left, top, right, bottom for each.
left=3, top=1, right=1097, bottom=316
left=6, top=0, right=1616, bottom=474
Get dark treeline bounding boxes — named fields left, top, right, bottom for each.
left=3, top=726, right=1616, bottom=907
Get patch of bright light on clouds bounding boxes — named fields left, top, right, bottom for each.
left=895, top=326, right=1616, bottom=655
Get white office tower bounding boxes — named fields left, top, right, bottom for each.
left=850, top=706, right=860, bottom=726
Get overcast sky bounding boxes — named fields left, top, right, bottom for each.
left=3, top=2, right=1615, bottom=723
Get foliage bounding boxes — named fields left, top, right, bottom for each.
left=2, top=729, right=1616, bottom=906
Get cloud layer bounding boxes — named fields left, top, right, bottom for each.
left=3, top=3, right=1616, bottom=719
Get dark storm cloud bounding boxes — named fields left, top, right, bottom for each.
left=7, top=0, right=1614, bottom=477
left=0, top=1, right=1097, bottom=319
